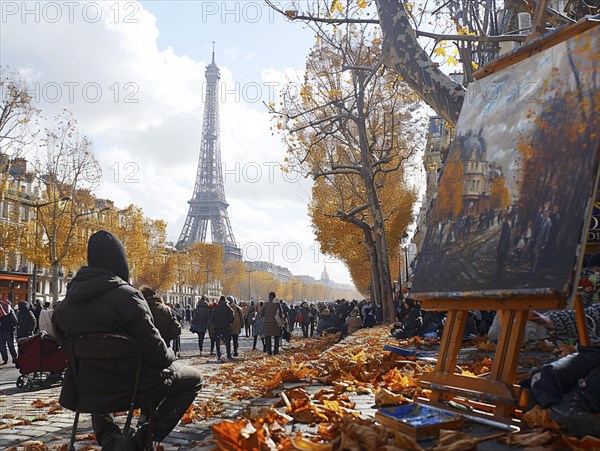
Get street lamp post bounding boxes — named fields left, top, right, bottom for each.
left=402, top=232, right=410, bottom=284
left=246, top=269, right=255, bottom=301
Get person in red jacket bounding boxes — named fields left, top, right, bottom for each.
left=53, top=231, right=202, bottom=450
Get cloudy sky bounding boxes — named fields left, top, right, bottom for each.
left=0, top=0, right=375, bottom=285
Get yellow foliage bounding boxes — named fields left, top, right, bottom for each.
left=330, top=0, right=343, bottom=14
left=434, top=46, right=446, bottom=57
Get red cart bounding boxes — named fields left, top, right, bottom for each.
left=15, top=332, right=68, bottom=390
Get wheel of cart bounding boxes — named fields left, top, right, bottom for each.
left=16, top=376, right=25, bottom=388
left=25, top=378, right=34, bottom=390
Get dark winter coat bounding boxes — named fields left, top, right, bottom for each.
left=362, top=312, right=376, bottom=328
left=16, top=302, right=37, bottom=339
left=191, top=301, right=211, bottom=334
left=299, top=306, right=311, bottom=325
left=317, top=314, right=335, bottom=334
left=146, top=296, right=181, bottom=343
left=262, top=300, right=283, bottom=337
left=210, top=300, right=234, bottom=333
left=336, top=302, right=351, bottom=321
left=52, top=231, right=175, bottom=413
left=0, top=307, right=18, bottom=333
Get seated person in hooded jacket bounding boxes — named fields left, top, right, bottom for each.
left=52, top=230, right=203, bottom=450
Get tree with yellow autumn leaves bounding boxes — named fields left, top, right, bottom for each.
left=0, top=69, right=40, bottom=201
left=272, top=24, right=418, bottom=321
left=16, top=112, right=103, bottom=302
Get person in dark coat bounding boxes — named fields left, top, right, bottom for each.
left=362, top=307, right=376, bottom=328
left=16, top=301, right=37, bottom=339
left=210, top=296, right=234, bottom=362
left=0, top=299, right=18, bottom=364
left=228, top=297, right=244, bottom=357
left=140, top=287, right=181, bottom=348
left=251, top=301, right=265, bottom=351
left=309, top=303, right=318, bottom=337
left=335, top=298, right=351, bottom=322
left=298, top=302, right=311, bottom=338
left=52, top=230, right=202, bottom=450
left=191, top=296, right=211, bottom=354
left=262, top=292, right=283, bottom=355
left=525, top=346, right=600, bottom=438
left=32, top=299, right=43, bottom=331
left=316, top=309, right=335, bottom=336
left=288, top=304, right=297, bottom=333
left=390, top=299, right=422, bottom=339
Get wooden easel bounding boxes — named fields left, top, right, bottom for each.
left=415, top=294, right=592, bottom=421
left=410, top=18, right=600, bottom=423
left=414, top=295, right=564, bottom=420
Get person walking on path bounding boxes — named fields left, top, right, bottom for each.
left=140, top=287, right=182, bottom=348
left=0, top=299, right=18, bottom=365
left=229, top=297, right=244, bottom=357
left=52, top=230, right=203, bottom=450
left=298, top=302, right=311, bottom=338
left=288, top=304, right=297, bottom=333
left=247, top=301, right=256, bottom=337
left=252, top=301, right=265, bottom=351
left=309, top=303, right=318, bottom=337
left=184, top=305, right=192, bottom=328
left=191, top=296, right=211, bottom=354
left=241, top=301, right=250, bottom=337
left=210, top=296, right=234, bottom=362
left=262, top=292, right=284, bottom=356
left=32, top=299, right=43, bottom=332
left=16, top=300, right=37, bottom=339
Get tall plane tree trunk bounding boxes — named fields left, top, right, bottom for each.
left=375, top=0, right=465, bottom=126
left=356, top=77, right=395, bottom=323
left=51, top=261, right=60, bottom=305
left=365, top=231, right=382, bottom=311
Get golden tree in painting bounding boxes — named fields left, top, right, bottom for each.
left=517, top=34, right=600, bottom=250
left=434, top=155, right=463, bottom=222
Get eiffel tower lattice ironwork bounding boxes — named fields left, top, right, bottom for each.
left=177, top=47, right=241, bottom=261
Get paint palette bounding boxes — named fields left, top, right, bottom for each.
left=375, top=403, right=464, bottom=440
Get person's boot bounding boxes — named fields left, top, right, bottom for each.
left=550, top=390, right=600, bottom=438
left=115, top=423, right=149, bottom=451
left=550, top=368, right=600, bottom=438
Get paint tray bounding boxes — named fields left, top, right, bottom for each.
left=375, top=403, right=464, bottom=440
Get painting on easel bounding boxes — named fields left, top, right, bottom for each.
left=411, top=24, right=600, bottom=302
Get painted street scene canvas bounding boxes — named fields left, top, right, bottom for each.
left=411, top=26, right=600, bottom=299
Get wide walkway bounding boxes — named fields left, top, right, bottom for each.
left=0, top=326, right=557, bottom=450
left=0, top=328, right=285, bottom=450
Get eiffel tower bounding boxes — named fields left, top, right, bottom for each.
left=177, top=45, right=241, bottom=261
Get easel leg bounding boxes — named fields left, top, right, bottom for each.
left=491, top=309, right=528, bottom=416
left=430, top=310, right=467, bottom=403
